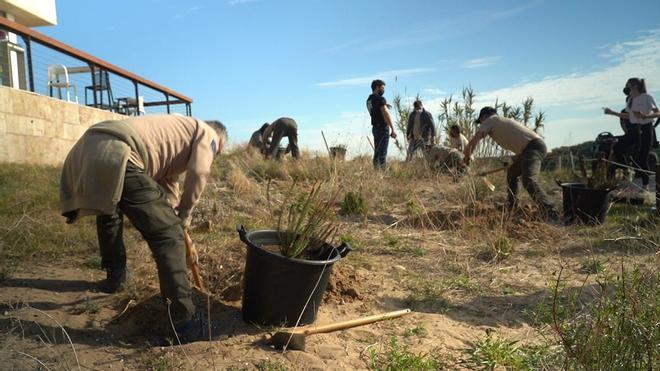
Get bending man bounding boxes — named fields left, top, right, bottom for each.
left=60, top=115, right=227, bottom=341
left=464, top=107, right=559, bottom=222
left=262, top=117, right=299, bottom=160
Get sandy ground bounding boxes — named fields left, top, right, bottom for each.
left=1, top=174, right=657, bottom=370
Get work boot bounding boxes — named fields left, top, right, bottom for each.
left=170, top=308, right=218, bottom=345
left=99, top=267, right=130, bottom=293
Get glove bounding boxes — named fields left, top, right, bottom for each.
left=177, top=208, right=192, bottom=229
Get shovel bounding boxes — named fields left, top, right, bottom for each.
left=183, top=228, right=205, bottom=292
left=269, top=309, right=411, bottom=351
left=477, top=165, right=509, bottom=191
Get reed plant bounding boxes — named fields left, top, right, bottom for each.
left=276, top=182, right=341, bottom=258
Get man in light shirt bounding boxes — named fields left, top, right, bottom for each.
left=60, top=115, right=227, bottom=342
left=464, top=107, right=559, bottom=222
left=445, top=125, right=468, bottom=152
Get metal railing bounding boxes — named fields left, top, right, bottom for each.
left=0, top=17, right=192, bottom=116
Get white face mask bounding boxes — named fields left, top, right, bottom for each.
left=415, top=108, right=422, bottom=113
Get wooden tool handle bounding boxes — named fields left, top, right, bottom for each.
left=477, top=165, right=509, bottom=177
left=304, top=309, right=411, bottom=335
left=183, top=229, right=205, bottom=291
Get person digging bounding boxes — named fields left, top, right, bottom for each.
left=463, top=107, right=560, bottom=223
left=60, top=115, right=227, bottom=343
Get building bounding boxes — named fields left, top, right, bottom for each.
left=0, top=0, right=193, bottom=165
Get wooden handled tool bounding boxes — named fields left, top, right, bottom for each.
left=270, top=309, right=412, bottom=351
left=183, top=228, right=205, bottom=291
left=477, top=165, right=509, bottom=192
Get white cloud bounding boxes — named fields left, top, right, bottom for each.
left=469, top=29, right=660, bottom=148
left=477, top=33, right=660, bottom=110
left=227, top=0, right=257, bottom=5
left=315, top=68, right=434, bottom=88
left=462, top=56, right=502, bottom=69
left=422, top=88, right=447, bottom=97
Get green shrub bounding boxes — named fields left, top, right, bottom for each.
left=341, top=190, right=367, bottom=215
left=552, top=267, right=659, bottom=370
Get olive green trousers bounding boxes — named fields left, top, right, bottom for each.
left=96, top=164, right=193, bottom=323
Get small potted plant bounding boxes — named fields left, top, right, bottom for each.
left=329, top=144, right=347, bottom=161
left=237, top=183, right=351, bottom=326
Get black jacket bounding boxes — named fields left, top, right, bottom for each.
left=406, top=109, right=436, bottom=141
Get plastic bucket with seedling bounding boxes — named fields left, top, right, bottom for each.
left=237, top=183, right=350, bottom=326
left=238, top=226, right=350, bottom=326
left=559, top=182, right=611, bottom=225
left=329, top=146, right=347, bottom=161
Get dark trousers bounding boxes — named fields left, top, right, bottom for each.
left=268, top=128, right=299, bottom=159
left=637, top=124, right=653, bottom=186
left=609, top=126, right=641, bottom=178
left=372, top=126, right=390, bottom=169
left=96, top=165, right=193, bottom=324
left=406, top=138, right=427, bottom=161
left=506, top=139, right=557, bottom=216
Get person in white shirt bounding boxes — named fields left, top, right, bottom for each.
left=605, top=78, right=658, bottom=189
left=445, top=125, right=469, bottom=152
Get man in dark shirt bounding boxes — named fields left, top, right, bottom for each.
left=262, top=117, right=299, bottom=160
left=366, top=79, right=397, bottom=169
left=406, top=100, right=436, bottom=161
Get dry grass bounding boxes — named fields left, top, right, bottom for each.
left=0, top=145, right=657, bottom=369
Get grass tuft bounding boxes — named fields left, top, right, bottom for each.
left=369, top=337, right=442, bottom=370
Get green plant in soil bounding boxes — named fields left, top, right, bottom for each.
left=551, top=266, right=659, bottom=370
left=579, top=258, right=605, bottom=274
left=402, top=324, right=427, bottom=338
left=478, top=235, right=514, bottom=262
left=341, top=190, right=367, bottom=215
left=255, top=359, right=288, bottom=371
left=276, top=182, right=340, bottom=258
left=369, top=336, right=441, bottom=370
left=466, top=330, right=559, bottom=370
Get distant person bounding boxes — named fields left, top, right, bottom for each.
left=602, top=90, right=635, bottom=179
left=249, top=123, right=270, bottom=154
left=60, top=115, right=227, bottom=342
left=366, top=79, right=397, bottom=169
left=405, top=100, right=436, bottom=161
left=262, top=117, right=299, bottom=160
left=463, top=107, right=559, bottom=222
left=445, top=125, right=469, bottom=152
left=605, top=78, right=659, bottom=190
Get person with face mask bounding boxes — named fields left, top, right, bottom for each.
left=405, top=100, right=436, bottom=161
left=366, top=79, right=397, bottom=169
left=603, top=87, right=636, bottom=179
left=605, top=78, right=658, bottom=190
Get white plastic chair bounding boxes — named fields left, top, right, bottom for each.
left=47, top=64, right=78, bottom=103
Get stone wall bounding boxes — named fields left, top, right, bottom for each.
left=0, top=86, right=126, bottom=165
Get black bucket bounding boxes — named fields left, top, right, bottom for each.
left=237, top=225, right=351, bottom=326
left=329, top=146, right=347, bottom=161
left=559, top=182, right=611, bottom=225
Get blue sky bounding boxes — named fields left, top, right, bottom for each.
left=41, top=0, right=660, bottom=155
